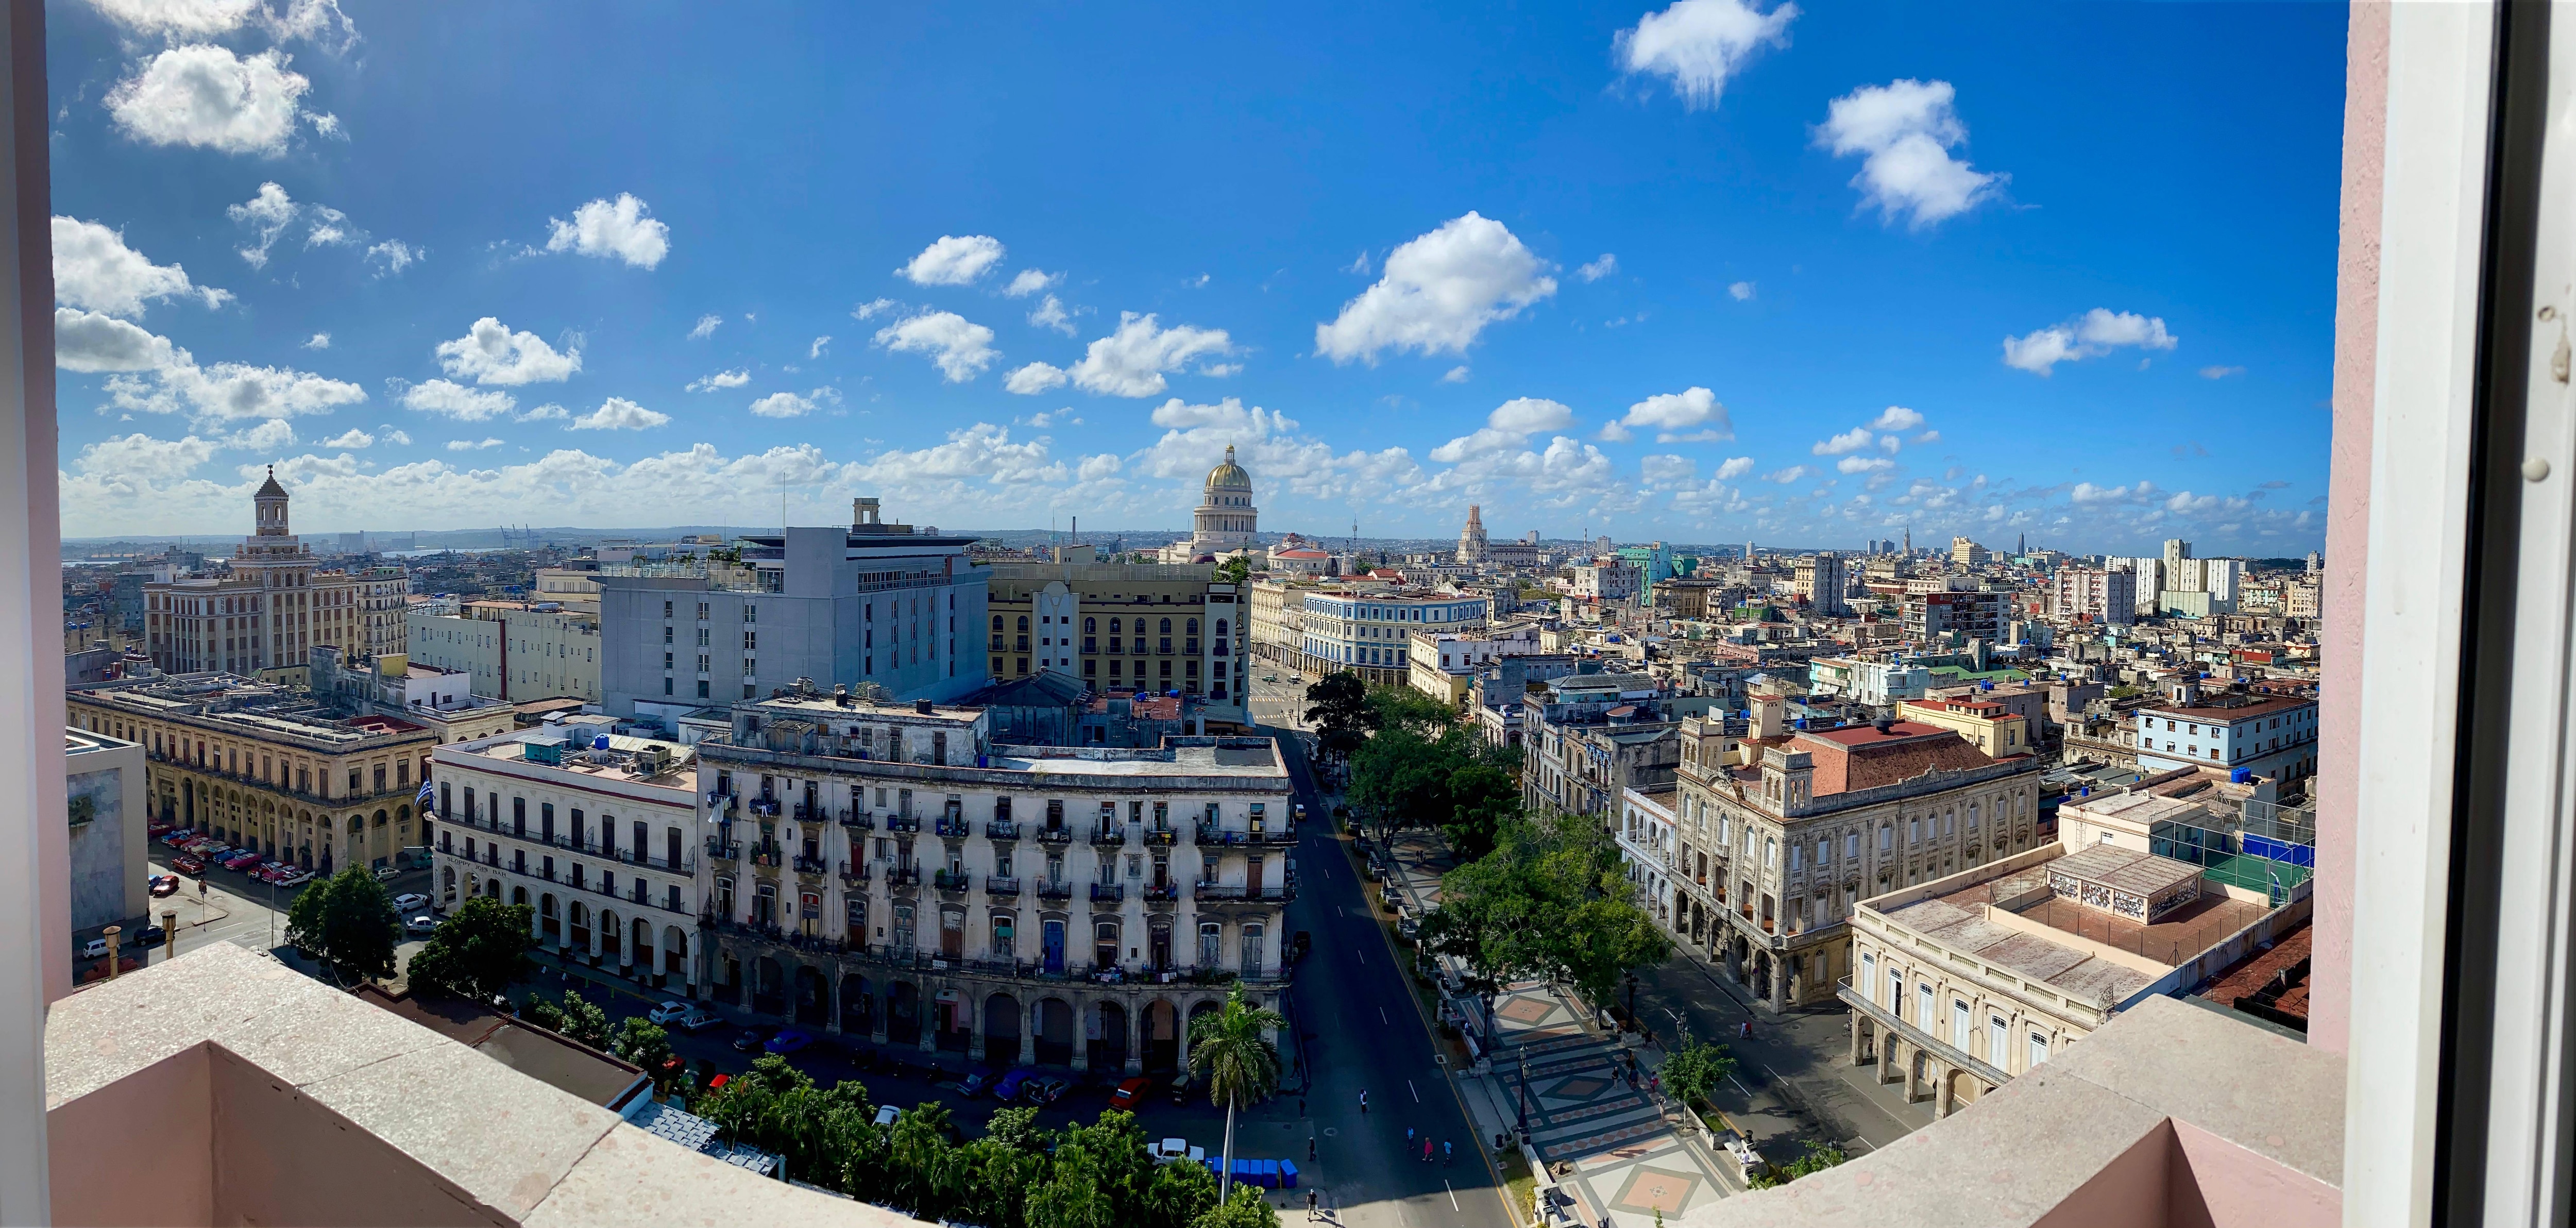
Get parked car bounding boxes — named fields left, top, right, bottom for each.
left=147, top=873, right=180, bottom=898
left=764, top=1029, right=815, bottom=1056
left=957, top=1071, right=991, bottom=1099
left=674, top=1006, right=720, bottom=1033
left=147, top=821, right=173, bottom=838
left=159, top=829, right=194, bottom=848
left=392, top=893, right=431, bottom=912
left=171, top=854, right=204, bottom=876
left=79, top=937, right=109, bottom=958
left=992, top=1068, right=1036, bottom=1102
left=730, top=1025, right=779, bottom=1053
left=273, top=869, right=312, bottom=887
left=404, top=915, right=439, bottom=935
left=647, top=1001, right=693, bottom=1025
left=1171, top=1073, right=1193, bottom=1104
left=1023, top=1075, right=1070, bottom=1105
left=872, top=1105, right=900, bottom=1129
left=372, top=865, right=400, bottom=882
left=221, top=850, right=264, bottom=871
left=133, top=926, right=166, bottom=949
left=1110, top=1076, right=1153, bottom=1111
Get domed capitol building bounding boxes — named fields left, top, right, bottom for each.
left=1158, top=445, right=1263, bottom=564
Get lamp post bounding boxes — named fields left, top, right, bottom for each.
left=1516, top=1051, right=1531, bottom=1136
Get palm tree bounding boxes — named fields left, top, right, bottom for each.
left=1187, top=986, right=1286, bottom=1202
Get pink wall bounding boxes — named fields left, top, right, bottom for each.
left=2311, top=0, right=2388, bottom=1057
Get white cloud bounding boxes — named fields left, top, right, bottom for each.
left=1912, top=429, right=1941, bottom=446
left=74, top=431, right=216, bottom=480
left=516, top=405, right=569, bottom=423
left=303, top=332, right=329, bottom=349
left=1816, top=79, right=2003, bottom=228
left=447, top=438, right=502, bottom=451
left=1005, top=362, right=1069, bottom=395
left=896, top=234, right=1005, bottom=286
left=104, top=350, right=365, bottom=422
left=1640, top=455, right=1697, bottom=487
left=687, top=368, right=750, bottom=392
left=749, top=388, right=840, bottom=419
left=105, top=45, right=311, bottom=156
left=844, top=423, right=1071, bottom=490
left=2199, top=364, right=2245, bottom=380
left=53, top=216, right=230, bottom=317
left=1867, top=405, right=1924, bottom=432
left=544, top=193, right=669, bottom=268
left=1431, top=397, right=1578, bottom=463
left=435, top=316, right=582, bottom=385
left=1066, top=312, right=1233, bottom=397
left=1314, top=212, right=1557, bottom=363
left=688, top=314, right=722, bottom=340
left=55, top=308, right=175, bottom=373
left=381, top=429, right=411, bottom=445
left=85, top=0, right=262, bottom=38
left=2003, top=308, right=2179, bottom=375
left=1836, top=455, right=1894, bottom=474
left=1728, top=281, right=1755, bottom=301
left=1615, top=0, right=1798, bottom=109
left=873, top=311, right=999, bottom=382
left=1004, top=268, right=1059, bottom=297
left=318, top=428, right=373, bottom=449
left=1576, top=254, right=1618, bottom=282
left=221, top=417, right=295, bottom=451
left=400, top=379, right=516, bottom=422
left=364, top=240, right=418, bottom=275
left=302, top=204, right=351, bottom=248
left=1810, top=426, right=1873, bottom=455
left=1609, top=386, right=1733, bottom=443
left=1764, top=465, right=1809, bottom=483
left=567, top=397, right=670, bottom=431
left=810, top=335, right=832, bottom=359
left=852, top=298, right=901, bottom=321
left=1028, top=294, right=1074, bottom=335
left=1026, top=409, right=1083, bottom=429
left=1442, top=365, right=1470, bottom=384
left=226, top=181, right=296, bottom=266
left=1716, top=456, right=1756, bottom=480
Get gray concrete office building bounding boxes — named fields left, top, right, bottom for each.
left=600, top=498, right=991, bottom=729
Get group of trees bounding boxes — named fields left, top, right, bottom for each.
left=691, top=988, right=1285, bottom=1228
left=405, top=895, right=539, bottom=1004
left=518, top=988, right=683, bottom=1092
left=283, top=866, right=403, bottom=984
left=1311, top=675, right=1521, bottom=862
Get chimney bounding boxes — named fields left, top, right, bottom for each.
left=103, top=926, right=121, bottom=980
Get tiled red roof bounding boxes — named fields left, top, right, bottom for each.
left=1795, top=722, right=1996, bottom=795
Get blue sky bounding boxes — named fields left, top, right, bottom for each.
left=47, top=0, right=2346, bottom=553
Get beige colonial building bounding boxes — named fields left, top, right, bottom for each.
left=142, top=469, right=407, bottom=675
left=1895, top=695, right=2030, bottom=759
left=1647, top=696, right=2043, bottom=1012
left=431, top=725, right=704, bottom=993
left=69, top=674, right=439, bottom=874
left=1841, top=839, right=2306, bottom=1119
left=982, top=556, right=1248, bottom=721
left=696, top=686, right=1295, bottom=1074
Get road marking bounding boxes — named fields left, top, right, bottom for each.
left=1379, top=1006, right=1391, bottom=1025
left=1728, top=1073, right=1752, bottom=1096
left=1408, top=1080, right=1419, bottom=1102
left=1444, top=1180, right=1459, bottom=1210
left=1355, top=948, right=1364, bottom=965
left=1849, top=1134, right=1877, bottom=1151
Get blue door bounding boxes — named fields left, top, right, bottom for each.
left=1043, top=919, right=1066, bottom=974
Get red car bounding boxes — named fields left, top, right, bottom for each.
left=1110, top=1076, right=1153, bottom=1112
left=159, top=829, right=195, bottom=848
left=171, top=854, right=205, bottom=876
left=221, top=850, right=264, bottom=871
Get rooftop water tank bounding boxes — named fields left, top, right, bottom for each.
left=594, top=734, right=611, bottom=751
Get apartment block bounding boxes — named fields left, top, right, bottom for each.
left=1295, top=588, right=1490, bottom=688
left=983, top=555, right=1248, bottom=724
left=407, top=599, right=603, bottom=702
left=143, top=472, right=409, bottom=675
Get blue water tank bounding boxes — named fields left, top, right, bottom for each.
left=2230, top=767, right=2252, bottom=784
left=593, top=734, right=610, bottom=750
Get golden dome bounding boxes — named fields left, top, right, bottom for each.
left=1204, top=444, right=1251, bottom=492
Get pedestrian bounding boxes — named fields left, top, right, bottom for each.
left=1308, top=1135, right=1317, bottom=1161
left=1740, top=1019, right=1752, bottom=1039
left=1359, top=1089, right=1368, bottom=1114
left=1407, top=1126, right=1415, bottom=1154
left=1306, top=1189, right=1318, bottom=1221
left=1444, top=1140, right=1453, bottom=1166
left=1422, top=1137, right=1433, bottom=1163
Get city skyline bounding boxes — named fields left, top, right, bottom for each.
left=50, top=2, right=2342, bottom=551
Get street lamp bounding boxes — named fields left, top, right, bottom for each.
left=1625, top=971, right=1638, bottom=1028
left=1516, top=1051, right=1531, bottom=1136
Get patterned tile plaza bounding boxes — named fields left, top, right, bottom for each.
left=1490, top=982, right=1732, bottom=1227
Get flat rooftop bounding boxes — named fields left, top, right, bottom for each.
left=989, top=739, right=1285, bottom=780
left=1883, top=862, right=2269, bottom=998
left=448, top=731, right=698, bottom=790
left=748, top=694, right=985, bottom=727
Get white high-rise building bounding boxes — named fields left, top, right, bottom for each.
left=1456, top=504, right=1489, bottom=564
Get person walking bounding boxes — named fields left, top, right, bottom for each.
left=1443, top=1139, right=1453, bottom=1166
left=1406, top=1126, right=1415, bottom=1156
left=1422, top=1137, right=1434, bottom=1163
left=1739, top=1019, right=1752, bottom=1040
left=1306, top=1189, right=1318, bottom=1221
left=1308, top=1134, right=1317, bottom=1162
left=1359, top=1089, right=1368, bottom=1114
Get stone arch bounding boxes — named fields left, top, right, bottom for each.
left=632, top=916, right=653, bottom=971
left=984, top=992, right=1022, bottom=1057
left=792, top=965, right=830, bottom=1026
left=1034, top=996, right=1075, bottom=1065
left=440, top=865, right=456, bottom=904
left=538, top=894, right=560, bottom=943
left=1091, top=1000, right=1129, bottom=1071
left=567, top=901, right=591, bottom=950
left=887, top=981, right=923, bottom=1045
left=841, top=974, right=874, bottom=1035
left=753, top=954, right=788, bottom=1017
left=663, top=925, right=688, bottom=978
left=1184, top=999, right=1221, bottom=1064
left=600, top=910, right=622, bottom=964
left=511, top=885, right=529, bottom=908
left=487, top=878, right=502, bottom=899
left=1142, top=998, right=1181, bottom=1072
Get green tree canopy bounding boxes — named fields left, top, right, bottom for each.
left=1302, top=672, right=1373, bottom=765
left=284, top=866, right=399, bottom=984
left=401, top=895, right=536, bottom=1004
left=518, top=988, right=611, bottom=1049
left=1191, top=1184, right=1282, bottom=1228
left=1420, top=811, right=1674, bottom=1008
left=1656, top=1040, right=1737, bottom=1111
left=611, top=1018, right=677, bottom=1092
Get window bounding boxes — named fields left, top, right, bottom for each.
left=1952, top=999, right=1971, bottom=1050
left=2028, top=1032, right=2049, bottom=1068
left=1889, top=969, right=1905, bottom=1019
left=1990, top=1014, right=2008, bottom=1063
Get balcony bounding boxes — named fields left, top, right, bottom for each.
left=704, top=837, right=742, bottom=862
left=1144, top=825, right=1178, bottom=847
left=884, top=815, right=921, bottom=834
left=792, top=801, right=822, bottom=823
left=935, top=816, right=972, bottom=839
left=705, top=790, right=737, bottom=814
left=1035, top=825, right=1073, bottom=845
left=792, top=854, right=830, bottom=876
left=747, top=797, right=782, bottom=818
left=1089, top=825, right=1127, bottom=847
left=750, top=844, right=783, bottom=870
left=1090, top=882, right=1125, bottom=903
left=838, top=859, right=869, bottom=886
left=1191, top=881, right=1296, bottom=905
left=986, top=875, right=1021, bottom=897
left=840, top=810, right=874, bottom=831
left=885, top=865, right=922, bottom=888
left=1142, top=883, right=1180, bottom=905
left=986, top=819, right=1020, bottom=840
left=933, top=868, right=973, bottom=893
left=1035, top=879, right=1073, bottom=900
